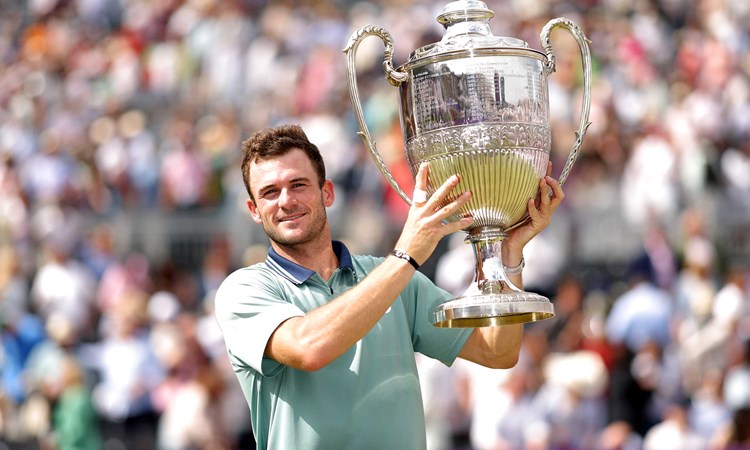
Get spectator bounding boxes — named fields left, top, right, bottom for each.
left=606, top=254, right=673, bottom=354
left=605, top=254, right=674, bottom=435
left=642, top=401, right=706, bottom=450
left=31, top=238, right=97, bottom=336
left=48, top=356, right=103, bottom=450
left=89, top=293, right=163, bottom=449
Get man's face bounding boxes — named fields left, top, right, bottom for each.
left=246, top=149, right=333, bottom=247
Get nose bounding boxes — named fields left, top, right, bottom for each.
left=278, top=188, right=297, bottom=207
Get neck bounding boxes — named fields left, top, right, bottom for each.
left=271, top=235, right=339, bottom=281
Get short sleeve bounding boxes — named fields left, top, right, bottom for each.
left=214, top=266, right=304, bottom=376
left=403, top=271, right=472, bottom=366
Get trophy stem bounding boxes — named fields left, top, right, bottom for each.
left=433, top=227, right=555, bottom=328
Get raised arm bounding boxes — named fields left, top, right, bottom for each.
left=458, top=163, right=565, bottom=368
left=266, top=164, right=474, bottom=371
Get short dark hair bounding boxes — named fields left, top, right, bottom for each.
left=241, top=124, right=326, bottom=201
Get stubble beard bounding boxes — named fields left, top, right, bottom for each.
left=263, top=200, right=328, bottom=250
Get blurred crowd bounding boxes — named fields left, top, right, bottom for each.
left=1, top=0, right=749, bottom=449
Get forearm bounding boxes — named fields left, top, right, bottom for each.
left=458, top=264, right=524, bottom=369
left=501, top=241, right=524, bottom=288
left=266, top=254, right=416, bottom=371
left=462, top=322, right=524, bottom=369
left=458, top=229, right=526, bottom=368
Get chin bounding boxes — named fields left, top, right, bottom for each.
left=268, top=230, right=313, bottom=247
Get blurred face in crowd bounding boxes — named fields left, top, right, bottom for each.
left=246, top=148, right=334, bottom=248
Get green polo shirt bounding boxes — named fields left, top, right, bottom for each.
left=215, top=241, right=472, bottom=450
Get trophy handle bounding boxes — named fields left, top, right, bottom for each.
left=540, top=18, right=593, bottom=187
left=343, top=25, right=412, bottom=205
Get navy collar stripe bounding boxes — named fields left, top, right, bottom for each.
left=265, top=241, right=356, bottom=285
left=265, top=257, right=306, bottom=284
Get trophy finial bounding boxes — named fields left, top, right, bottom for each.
left=437, top=0, right=494, bottom=27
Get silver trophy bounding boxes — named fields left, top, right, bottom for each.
left=344, top=0, right=592, bottom=327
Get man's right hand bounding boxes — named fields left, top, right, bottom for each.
left=394, top=163, right=474, bottom=266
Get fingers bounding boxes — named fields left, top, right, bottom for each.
left=397, top=166, right=473, bottom=263
left=443, top=214, right=474, bottom=234
left=426, top=174, right=473, bottom=225
left=540, top=175, right=563, bottom=207
left=543, top=161, right=563, bottom=202
left=528, top=175, right=564, bottom=224
left=411, top=164, right=466, bottom=214
left=503, top=163, right=565, bottom=251
left=411, top=169, right=473, bottom=228
left=413, top=188, right=428, bottom=204
left=437, top=191, right=471, bottom=222
left=415, top=163, right=429, bottom=190
left=539, top=177, right=552, bottom=209
left=429, top=174, right=461, bottom=208
left=527, top=196, right=543, bottom=224
left=413, top=163, right=429, bottom=205
left=546, top=175, right=564, bottom=204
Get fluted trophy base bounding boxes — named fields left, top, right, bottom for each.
left=432, top=228, right=555, bottom=328
left=433, top=291, right=554, bottom=328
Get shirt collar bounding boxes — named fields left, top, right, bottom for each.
left=265, top=241, right=356, bottom=284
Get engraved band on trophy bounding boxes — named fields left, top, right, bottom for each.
left=343, top=0, right=592, bottom=327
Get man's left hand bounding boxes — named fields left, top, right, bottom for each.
left=504, top=161, right=565, bottom=257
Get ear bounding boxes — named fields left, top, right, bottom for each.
left=246, top=198, right=262, bottom=224
left=322, top=179, right=334, bottom=207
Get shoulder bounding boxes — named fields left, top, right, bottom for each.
left=215, top=263, right=282, bottom=309
left=220, top=262, right=277, bottom=287
left=350, top=253, right=384, bottom=270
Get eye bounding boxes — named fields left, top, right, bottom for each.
left=260, top=188, right=279, bottom=200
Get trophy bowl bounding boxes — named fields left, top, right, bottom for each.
left=344, top=0, right=592, bottom=327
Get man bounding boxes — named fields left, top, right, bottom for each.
left=215, top=124, right=564, bottom=450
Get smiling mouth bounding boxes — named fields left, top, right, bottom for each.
left=279, top=213, right=305, bottom=223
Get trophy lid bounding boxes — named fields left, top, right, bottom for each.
left=408, top=0, right=532, bottom=62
